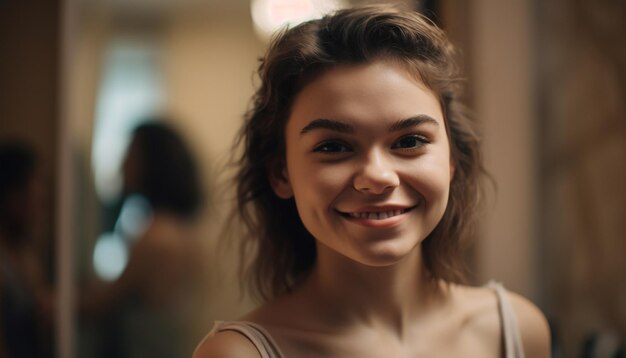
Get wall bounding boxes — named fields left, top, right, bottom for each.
left=537, top=1, right=626, bottom=355
left=0, top=0, right=60, bottom=256
left=470, top=0, right=539, bottom=299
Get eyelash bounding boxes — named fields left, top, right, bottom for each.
left=312, top=135, right=430, bottom=154
left=313, top=140, right=352, bottom=153
left=391, top=134, right=430, bottom=150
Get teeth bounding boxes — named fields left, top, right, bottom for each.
left=348, top=209, right=407, bottom=220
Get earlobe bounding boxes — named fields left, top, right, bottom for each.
left=268, top=161, right=293, bottom=199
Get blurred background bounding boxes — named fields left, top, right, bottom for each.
left=0, top=0, right=624, bottom=357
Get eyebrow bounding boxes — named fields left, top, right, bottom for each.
left=388, top=115, right=440, bottom=132
left=300, top=118, right=355, bottom=135
left=299, top=114, right=439, bottom=136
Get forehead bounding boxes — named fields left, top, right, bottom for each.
left=288, top=61, right=444, bottom=130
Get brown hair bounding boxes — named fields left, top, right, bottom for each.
left=233, top=4, right=484, bottom=300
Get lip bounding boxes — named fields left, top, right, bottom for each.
left=335, top=204, right=418, bottom=228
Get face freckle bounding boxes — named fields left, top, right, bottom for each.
left=271, top=60, right=453, bottom=267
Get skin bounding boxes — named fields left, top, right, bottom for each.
left=277, top=61, right=452, bottom=269
left=194, top=60, right=550, bottom=357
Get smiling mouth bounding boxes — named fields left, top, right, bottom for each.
left=337, top=205, right=417, bottom=220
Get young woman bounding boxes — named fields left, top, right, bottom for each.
left=195, top=5, right=550, bottom=357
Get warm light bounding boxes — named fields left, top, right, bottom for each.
left=251, top=0, right=347, bottom=40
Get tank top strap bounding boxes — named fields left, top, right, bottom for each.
left=486, top=281, right=525, bottom=358
left=200, top=321, right=284, bottom=358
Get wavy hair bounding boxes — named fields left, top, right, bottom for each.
left=233, top=4, right=485, bottom=300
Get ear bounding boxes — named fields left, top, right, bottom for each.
left=268, top=158, right=293, bottom=199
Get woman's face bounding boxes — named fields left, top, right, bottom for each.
left=272, top=60, right=453, bottom=267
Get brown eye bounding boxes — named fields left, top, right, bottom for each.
left=313, top=141, right=352, bottom=153
left=391, top=135, right=429, bottom=150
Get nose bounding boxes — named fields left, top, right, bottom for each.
left=353, top=149, right=400, bottom=195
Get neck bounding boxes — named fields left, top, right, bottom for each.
left=301, top=243, right=446, bottom=336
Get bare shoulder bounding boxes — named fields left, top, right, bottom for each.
left=193, top=330, right=261, bottom=358
left=506, top=291, right=551, bottom=358
left=449, top=283, right=551, bottom=357
left=450, top=284, right=501, bottom=355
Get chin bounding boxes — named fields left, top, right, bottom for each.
left=349, top=239, right=421, bottom=267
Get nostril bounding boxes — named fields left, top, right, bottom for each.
left=353, top=175, right=399, bottom=194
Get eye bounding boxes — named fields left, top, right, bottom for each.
left=391, top=135, right=429, bottom=150
left=313, top=140, right=352, bottom=153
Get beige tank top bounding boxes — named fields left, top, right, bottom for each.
left=195, top=282, right=524, bottom=358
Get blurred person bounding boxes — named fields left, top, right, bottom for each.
left=81, top=120, right=204, bottom=358
left=0, top=142, right=53, bottom=358
left=194, top=5, right=550, bottom=358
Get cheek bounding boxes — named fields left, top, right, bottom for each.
left=403, top=155, right=452, bottom=200
left=288, top=166, right=349, bottom=240
left=289, top=162, right=353, bottom=204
